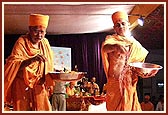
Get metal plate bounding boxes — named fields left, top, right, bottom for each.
left=48, top=72, right=87, bottom=81
left=129, top=62, right=163, bottom=78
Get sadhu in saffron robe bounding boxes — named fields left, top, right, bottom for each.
left=101, top=34, right=148, bottom=111
left=4, top=34, right=54, bottom=111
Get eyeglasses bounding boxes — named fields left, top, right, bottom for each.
left=33, top=29, right=46, bottom=35
left=30, top=28, right=46, bottom=35
left=114, top=22, right=128, bottom=28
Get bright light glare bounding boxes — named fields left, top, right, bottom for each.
left=138, top=17, right=144, bottom=26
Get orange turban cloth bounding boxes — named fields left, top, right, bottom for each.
left=112, top=11, right=129, bottom=24
left=29, top=14, right=49, bottom=28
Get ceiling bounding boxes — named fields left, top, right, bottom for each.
left=132, top=4, right=164, bottom=49
left=3, top=3, right=164, bottom=49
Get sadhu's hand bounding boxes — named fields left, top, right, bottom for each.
left=32, top=54, right=48, bottom=62
left=131, top=66, right=158, bottom=78
left=20, top=54, right=47, bottom=69
left=139, top=69, right=158, bottom=78
left=103, top=44, right=127, bottom=54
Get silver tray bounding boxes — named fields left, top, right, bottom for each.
left=48, top=71, right=87, bottom=81
left=129, top=62, right=163, bottom=78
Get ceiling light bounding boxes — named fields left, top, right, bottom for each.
left=129, top=14, right=145, bottom=26
left=138, top=16, right=144, bottom=26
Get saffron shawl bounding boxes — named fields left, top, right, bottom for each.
left=101, top=34, right=148, bottom=111
left=4, top=34, right=54, bottom=110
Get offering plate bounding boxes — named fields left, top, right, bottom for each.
left=129, top=62, right=163, bottom=78
left=48, top=71, right=87, bottom=81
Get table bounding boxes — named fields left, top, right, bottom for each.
left=66, top=96, right=106, bottom=111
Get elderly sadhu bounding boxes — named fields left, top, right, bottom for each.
left=101, top=11, right=150, bottom=111
left=4, top=14, right=54, bottom=111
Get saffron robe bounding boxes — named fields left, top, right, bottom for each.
left=101, top=34, right=148, bottom=111
left=4, top=34, right=54, bottom=111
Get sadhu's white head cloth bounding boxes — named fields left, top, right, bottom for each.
left=29, top=14, right=49, bottom=28
left=112, top=11, right=129, bottom=24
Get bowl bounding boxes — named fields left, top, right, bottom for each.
left=48, top=71, right=87, bottom=81
left=129, top=62, right=163, bottom=78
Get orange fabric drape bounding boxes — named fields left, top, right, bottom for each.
left=101, top=34, right=148, bottom=111
left=4, top=34, right=54, bottom=111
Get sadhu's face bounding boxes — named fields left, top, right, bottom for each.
left=113, top=19, right=130, bottom=37
left=29, top=26, right=46, bottom=44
